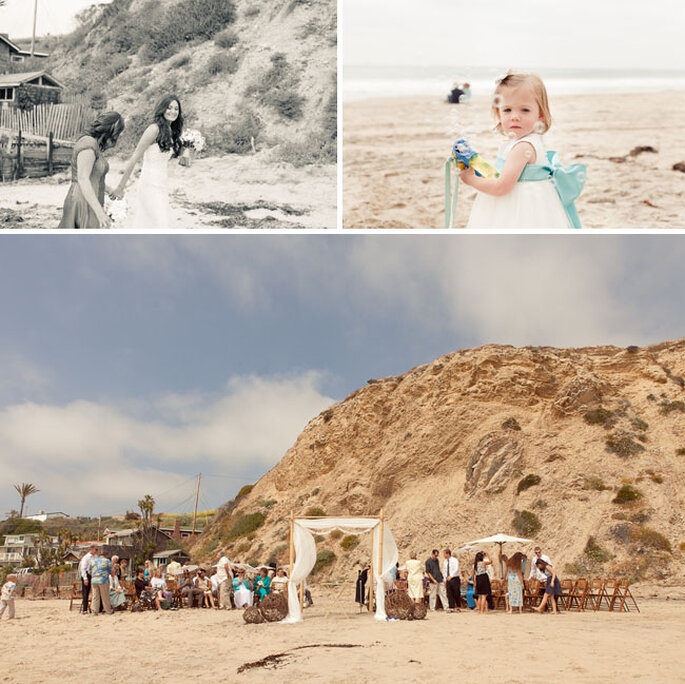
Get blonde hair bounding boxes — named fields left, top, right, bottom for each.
left=492, top=72, right=552, bottom=134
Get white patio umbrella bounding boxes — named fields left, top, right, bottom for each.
left=462, top=534, right=534, bottom=577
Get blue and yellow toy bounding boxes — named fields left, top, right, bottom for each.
left=445, top=139, right=499, bottom=228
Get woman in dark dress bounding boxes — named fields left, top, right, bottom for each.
left=355, top=563, right=369, bottom=607
left=535, top=559, right=562, bottom=614
left=473, top=551, right=492, bottom=614
left=58, top=111, right=125, bottom=229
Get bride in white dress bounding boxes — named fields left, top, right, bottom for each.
left=114, top=95, right=184, bottom=228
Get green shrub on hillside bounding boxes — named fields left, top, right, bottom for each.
left=235, top=484, right=254, bottom=500
left=612, top=485, right=642, bottom=504
left=226, top=512, right=265, bottom=540
left=312, top=549, right=336, bottom=574
left=516, top=474, right=541, bottom=495
left=340, top=535, right=360, bottom=551
left=583, top=476, right=609, bottom=491
left=605, top=433, right=645, bottom=458
left=502, top=417, right=522, bottom=431
left=142, top=0, right=237, bottom=62
left=305, top=507, right=326, bottom=517
left=631, top=417, right=648, bottom=431
left=583, top=407, right=614, bottom=427
left=583, top=536, right=613, bottom=563
left=207, top=52, right=240, bottom=75
left=512, top=510, right=541, bottom=537
left=247, top=53, right=305, bottom=121
left=170, top=54, right=191, bottom=69
left=329, top=529, right=343, bottom=540
left=629, top=526, right=671, bottom=552
left=207, top=105, right=263, bottom=155
left=659, top=399, right=685, bottom=415
left=215, top=28, right=239, bottom=49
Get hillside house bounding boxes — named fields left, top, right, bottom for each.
left=0, top=533, right=58, bottom=566
left=158, top=518, right=203, bottom=540
left=24, top=511, right=70, bottom=522
left=0, top=71, right=63, bottom=107
left=0, top=33, right=49, bottom=73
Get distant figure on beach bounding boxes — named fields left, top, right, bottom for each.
left=355, top=562, right=369, bottom=606
left=78, top=545, right=97, bottom=614
left=443, top=548, right=461, bottom=611
left=113, top=95, right=184, bottom=229
left=58, top=112, right=125, bottom=229
left=461, top=72, right=585, bottom=229
left=89, top=549, right=114, bottom=615
left=447, top=81, right=471, bottom=104
left=473, top=551, right=492, bottom=614
left=535, top=559, right=562, bottom=614
left=405, top=553, right=423, bottom=604
left=425, top=549, right=448, bottom=611
left=501, top=551, right=526, bottom=614
left=0, top=573, right=17, bottom=620
left=215, top=551, right=233, bottom=609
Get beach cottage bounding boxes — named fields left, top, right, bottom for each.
left=0, top=71, right=63, bottom=108
left=0, top=33, right=49, bottom=72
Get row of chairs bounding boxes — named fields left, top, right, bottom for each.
left=488, top=577, right=639, bottom=613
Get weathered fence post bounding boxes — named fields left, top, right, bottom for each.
left=47, top=131, right=54, bottom=175
left=15, top=130, right=23, bottom=180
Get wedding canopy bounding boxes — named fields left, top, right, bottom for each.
left=282, top=513, right=398, bottom=623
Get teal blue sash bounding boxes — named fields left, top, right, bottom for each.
left=495, top=151, right=586, bottom=229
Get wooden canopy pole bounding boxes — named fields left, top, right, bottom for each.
left=369, top=530, right=374, bottom=612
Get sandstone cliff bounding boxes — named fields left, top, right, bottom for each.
left=196, top=339, right=685, bottom=586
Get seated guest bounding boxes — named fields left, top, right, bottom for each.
left=254, top=568, right=271, bottom=603
left=271, top=568, right=288, bottom=594
left=109, top=566, right=126, bottom=610
left=150, top=569, right=170, bottom=609
left=118, top=558, right=129, bottom=581
left=133, top=567, right=157, bottom=609
left=133, top=567, right=149, bottom=599
left=209, top=568, right=221, bottom=601
left=233, top=570, right=253, bottom=608
left=195, top=569, right=215, bottom=608
left=177, top=570, right=196, bottom=607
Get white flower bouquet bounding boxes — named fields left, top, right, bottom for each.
left=104, top=196, right=128, bottom=227
left=180, top=128, right=206, bottom=153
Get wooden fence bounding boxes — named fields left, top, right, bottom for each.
left=0, top=102, right=92, bottom=142
left=0, top=130, right=73, bottom=182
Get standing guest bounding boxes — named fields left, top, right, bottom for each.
left=535, top=560, right=562, bottom=614
left=271, top=568, right=288, bottom=594
left=111, top=555, right=120, bottom=580
left=0, top=573, right=17, bottom=620
left=109, top=567, right=126, bottom=610
left=528, top=546, right=553, bottom=581
left=474, top=551, right=493, bottom=614
left=355, top=563, right=369, bottom=607
left=78, top=545, right=98, bottom=614
left=443, top=549, right=461, bottom=612
left=89, top=550, right=114, bottom=615
left=254, top=568, right=271, bottom=603
left=118, top=558, right=129, bottom=581
left=405, top=553, right=424, bottom=604
left=58, top=111, right=125, bottom=228
left=215, top=551, right=234, bottom=609
left=425, top=549, right=449, bottom=611
left=501, top=552, right=526, bottom=614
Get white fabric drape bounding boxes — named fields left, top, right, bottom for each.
left=281, top=517, right=398, bottom=623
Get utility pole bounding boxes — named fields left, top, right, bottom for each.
left=192, top=473, right=201, bottom=535
left=30, top=0, right=38, bottom=57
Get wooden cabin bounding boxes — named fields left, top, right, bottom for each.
left=0, top=33, right=49, bottom=72
left=0, top=71, right=63, bottom=107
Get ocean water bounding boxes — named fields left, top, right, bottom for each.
left=344, top=65, right=685, bottom=101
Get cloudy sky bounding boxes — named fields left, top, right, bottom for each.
left=344, top=0, right=685, bottom=70
left=0, top=0, right=113, bottom=38
left=1, top=234, right=684, bottom=518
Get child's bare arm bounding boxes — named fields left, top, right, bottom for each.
left=460, top=142, right=535, bottom=197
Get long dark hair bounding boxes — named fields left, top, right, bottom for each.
left=84, top=111, right=125, bottom=151
left=153, top=95, right=183, bottom=158
left=473, top=551, right=484, bottom=571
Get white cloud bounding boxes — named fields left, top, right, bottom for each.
left=0, top=372, right=334, bottom=516
left=0, top=351, right=52, bottom=402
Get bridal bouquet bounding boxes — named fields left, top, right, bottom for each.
left=104, top=196, right=128, bottom=227
left=180, top=128, right=206, bottom=153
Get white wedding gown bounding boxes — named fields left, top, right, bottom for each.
left=127, top=144, right=172, bottom=229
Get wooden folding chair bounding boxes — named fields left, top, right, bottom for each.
left=601, top=578, right=621, bottom=611
left=69, top=581, right=84, bottom=611
left=489, top=579, right=503, bottom=610
left=567, top=578, right=589, bottom=611
left=557, top=579, right=575, bottom=611
left=609, top=578, right=640, bottom=613
left=582, top=578, right=607, bottom=611
left=120, top=580, right=138, bottom=611
left=523, top=579, right=541, bottom=610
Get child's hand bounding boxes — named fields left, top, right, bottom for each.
left=459, top=167, right=476, bottom=185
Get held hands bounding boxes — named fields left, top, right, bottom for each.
left=98, top=211, right=112, bottom=229
left=459, top=166, right=476, bottom=186
left=111, top=184, right=125, bottom=200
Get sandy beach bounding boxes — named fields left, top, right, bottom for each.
left=4, top=591, right=684, bottom=683
left=343, top=91, right=685, bottom=229
left=0, top=153, right=336, bottom=230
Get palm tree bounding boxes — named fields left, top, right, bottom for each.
left=137, top=494, right=155, bottom=524
left=14, top=482, right=39, bottom=518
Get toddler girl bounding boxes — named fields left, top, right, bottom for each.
left=0, top=573, right=17, bottom=620
left=461, top=73, right=583, bottom=229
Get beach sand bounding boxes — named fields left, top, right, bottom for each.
left=4, top=591, right=684, bottom=683
left=0, top=153, right=336, bottom=230
left=343, top=91, right=685, bottom=229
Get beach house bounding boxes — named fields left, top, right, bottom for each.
left=0, top=33, right=49, bottom=73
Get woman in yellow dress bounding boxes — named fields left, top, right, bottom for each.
left=405, top=552, right=424, bottom=603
